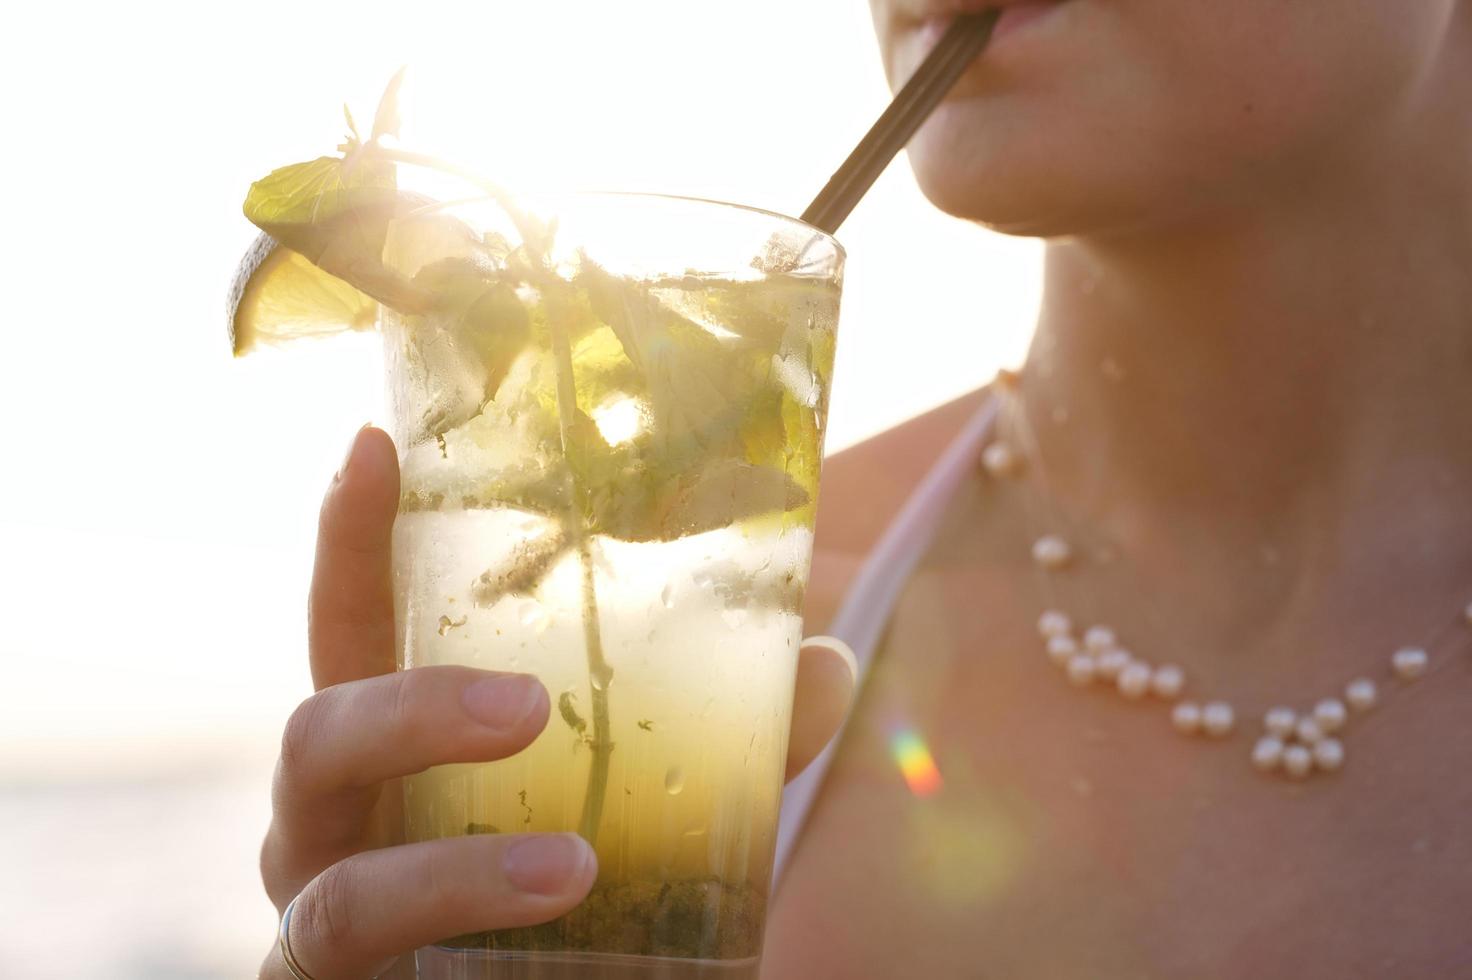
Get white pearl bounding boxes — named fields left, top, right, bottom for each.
left=1083, top=626, right=1117, bottom=654
left=1294, top=717, right=1325, bottom=745
left=1096, top=648, right=1131, bottom=679
left=1171, top=701, right=1203, bottom=735
left=1037, top=610, right=1072, bottom=639
left=1150, top=664, right=1185, bottom=700
left=1283, top=744, right=1313, bottom=779
left=1251, top=736, right=1285, bottom=771
left=1312, top=698, right=1347, bottom=734
left=1313, top=737, right=1345, bottom=772
left=1032, top=535, right=1073, bottom=570
left=1392, top=647, right=1428, bottom=680
left=1066, top=654, right=1097, bottom=686
left=1263, top=706, right=1297, bottom=738
left=1202, top=701, right=1235, bottom=737
left=1345, top=677, right=1377, bottom=712
left=1117, top=661, right=1152, bottom=699
left=982, top=442, right=1023, bottom=477
left=1046, top=634, right=1080, bottom=666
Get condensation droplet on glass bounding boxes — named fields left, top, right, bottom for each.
left=664, top=767, right=685, bottom=795
left=660, top=583, right=676, bottom=609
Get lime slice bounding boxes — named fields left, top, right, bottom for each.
left=227, top=231, right=379, bottom=356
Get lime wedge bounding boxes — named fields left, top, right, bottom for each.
left=227, top=231, right=379, bottom=356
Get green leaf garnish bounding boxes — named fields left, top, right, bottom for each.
left=242, top=155, right=433, bottom=312
left=371, top=66, right=407, bottom=142
left=411, top=258, right=530, bottom=402
left=470, top=527, right=571, bottom=607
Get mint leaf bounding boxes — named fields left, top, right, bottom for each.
left=596, top=457, right=808, bottom=542
left=578, top=261, right=757, bottom=461
left=371, top=67, right=408, bottom=142
left=242, top=155, right=431, bottom=313
left=411, top=258, right=531, bottom=402
left=244, top=154, right=395, bottom=229
left=470, top=526, right=570, bottom=607
left=343, top=104, right=361, bottom=144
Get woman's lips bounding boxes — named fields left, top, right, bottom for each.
left=991, top=0, right=1063, bottom=41
left=915, top=0, right=1068, bottom=54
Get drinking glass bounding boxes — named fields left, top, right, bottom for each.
left=381, top=190, right=843, bottom=978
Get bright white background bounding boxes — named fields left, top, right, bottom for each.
left=0, top=1, right=1038, bottom=974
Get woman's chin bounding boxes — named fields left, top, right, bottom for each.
left=905, top=115, right=1171, bottom=240
left=906, top=140, right=1083, bottom=238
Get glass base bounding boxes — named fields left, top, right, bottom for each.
left=415, top=946, right=760, bottom=980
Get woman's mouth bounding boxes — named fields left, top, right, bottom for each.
left=914, top=0, right=1072, bottom=59
left=990, top=1, right=1067, bottom=42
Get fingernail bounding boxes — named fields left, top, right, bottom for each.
left=462, top=674, right=545, bottom=732
left=336, top=423, right=373, bottom=481
left=503, top=834, right=592, bottom=895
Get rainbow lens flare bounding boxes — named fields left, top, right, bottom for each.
left=890, top=729, right=944, bottom=797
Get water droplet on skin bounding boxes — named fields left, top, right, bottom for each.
left=660, top=583, right=676, bottom=609
left=664, top=767, right=685, bottom=795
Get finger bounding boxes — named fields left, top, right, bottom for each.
left=265, top=666, right=550, bottom=888
left=309, top=425, right=400, bottom=691
left=784, top=635, right=857, bottom=783
left=277, top=833, right=597, bottom=980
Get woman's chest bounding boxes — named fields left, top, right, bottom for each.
left=764, top=566, right=1472, bottom=979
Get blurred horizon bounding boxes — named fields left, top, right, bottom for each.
left=0, top=0, right=1039, bottom=973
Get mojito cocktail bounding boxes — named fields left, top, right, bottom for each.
left=383, top=192, right=842, bottom=975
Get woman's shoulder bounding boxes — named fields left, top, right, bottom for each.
left=803, top=388, right=989, bottom=631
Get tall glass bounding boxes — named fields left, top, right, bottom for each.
left=381, top=191, right=843, bottom=978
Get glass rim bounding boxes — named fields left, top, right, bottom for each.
left=413, top=187, right=846, bottom=266
left=551, top=190, right=844, bottom=262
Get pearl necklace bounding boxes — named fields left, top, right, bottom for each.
left=981, top=370, right=1467, bottom=782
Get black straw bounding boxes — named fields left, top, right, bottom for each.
left=800, top=11, right=1000, bottom=235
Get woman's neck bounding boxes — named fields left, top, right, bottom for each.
left=1015, top=114, right=1472, bottom=613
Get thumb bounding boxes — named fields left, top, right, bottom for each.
left=784, top=636, right=858, bottom=784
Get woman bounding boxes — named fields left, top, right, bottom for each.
left=261, top=0, right=1472, bottom=976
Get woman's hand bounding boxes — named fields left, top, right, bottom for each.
left=259, top=426, right=856, bottom=979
